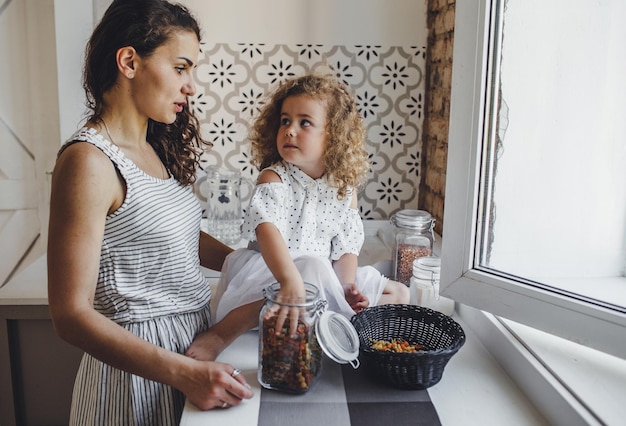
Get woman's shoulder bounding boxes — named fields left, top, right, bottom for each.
left=55, top=137, right=117, bottom=178
left=55, top=127, right=122, bottom=180
left=66, top=126, right=103, bottom=144
left=59, top=127, right=110, bottom=156
left=60, top=126, right=130, bottom=168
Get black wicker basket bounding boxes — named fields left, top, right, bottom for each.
left=351, top=304, right=466, bottom=390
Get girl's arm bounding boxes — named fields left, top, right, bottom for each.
left=332, top=194, right=369, bottom=312
left=333, top=252, right=368, bottom=312
left=253, top=169, right=305, bottom=295
left=254, top=169, right=305, bottom=335
left=256, top=222, right=305, bottom=294
left=256, top=222, right=305, bottom=336
left=47, top=144, right=252, bottom=410
left=332, top=252, right=358, bottom=284
left=332, top=192, right=360, bottom=284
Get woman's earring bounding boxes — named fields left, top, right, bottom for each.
left=127, top=72, right=134, bottom=78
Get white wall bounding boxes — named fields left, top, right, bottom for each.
left=54, top=0, right=94, bottom=142
left=92, top=0, right=429, bottom=219
left=94, top=0, right=426, bottom=45
left=182, top=0, right=426, bottom=45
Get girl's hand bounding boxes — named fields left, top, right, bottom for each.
left=343, top=282, right=369, bottom=313
left=265, top=280, right=306, bottom=337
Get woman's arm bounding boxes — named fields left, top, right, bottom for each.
left=47, top=144, right=251, bottom=409
left=199, top=231, right=233, bottom=271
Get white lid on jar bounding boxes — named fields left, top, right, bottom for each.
left=391, top=209, right=434, bottom=229
left=315, top=311, right=360, bottom=369
left=413, top=256, right=441, bottom=280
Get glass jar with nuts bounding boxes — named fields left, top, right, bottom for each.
left=258, top=282, right=360, bottom=393
left=390, top=209, right=435, bottom=285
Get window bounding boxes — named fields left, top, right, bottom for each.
left=441, top=0, right=626, bottom=359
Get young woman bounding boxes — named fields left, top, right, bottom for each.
left=47, top=1, right=252, bottom=424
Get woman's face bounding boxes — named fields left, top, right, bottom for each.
left=131, top=30, right=199, bottom=124
left=277, top=94, right=328, bottom=178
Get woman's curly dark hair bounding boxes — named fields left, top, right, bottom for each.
left=249, top=73, right=369, bottom=199
left=83, top=0, right=210, bottom=186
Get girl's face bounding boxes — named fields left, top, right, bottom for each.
left=277, top=94, right=328, bottom=178
left=131, top=30, right=199, bottom=124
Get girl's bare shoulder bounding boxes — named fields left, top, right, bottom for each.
left=257, top=168, right=282, bottom=184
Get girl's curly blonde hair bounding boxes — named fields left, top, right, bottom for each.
left=249, top=73, right=369, bottom=199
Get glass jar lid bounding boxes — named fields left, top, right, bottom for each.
left=315, top=311, right=360, bottom=369
left=413, top=256, right=441, bottom=280
left=391, top=209, right=434, bottom=229
left=263, top=282, right=321, bottom=308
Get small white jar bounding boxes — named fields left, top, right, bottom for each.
left=410, top=256, right=455, bottom=316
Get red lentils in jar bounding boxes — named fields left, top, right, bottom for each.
left=390, top=210, right=435, bottom=285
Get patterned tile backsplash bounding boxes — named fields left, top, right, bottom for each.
left=193, top=42, right=425, bottom=220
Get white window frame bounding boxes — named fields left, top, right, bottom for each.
left=440, top=0, right=626, bottom=360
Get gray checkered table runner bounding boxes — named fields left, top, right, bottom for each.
left=259, top=356, right=441, bottom=426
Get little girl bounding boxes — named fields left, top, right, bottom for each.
left=186, top=73, right=409, bottom=361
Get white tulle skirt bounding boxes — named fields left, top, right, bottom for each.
left=212, top=248, right=388, bottom=322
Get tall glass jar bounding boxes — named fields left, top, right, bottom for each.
left=258, top=282, right=360, bottom=394
left=258, top=283, right=325, bottom=394
left=390, top=209, right=435, bottom=285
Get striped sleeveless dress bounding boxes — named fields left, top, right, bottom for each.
left=62, top=128, right=211, bottom=425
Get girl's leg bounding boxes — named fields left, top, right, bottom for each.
left=185, top=300, right=263, bottom=361
left=377, top=279, right=410, bottom=305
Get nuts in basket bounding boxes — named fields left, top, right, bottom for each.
left=352, top=305, right=466, bottom=389
left=369, top=338, right=425, bottom=353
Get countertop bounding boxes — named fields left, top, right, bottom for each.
left=180, top=314, right=547, bottom=426
left=0, top=221, right=548, bottom=425
left=183, top=221, right=548, bottom=425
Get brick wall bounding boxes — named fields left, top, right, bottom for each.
left=420, top=0, right=455, bottom=236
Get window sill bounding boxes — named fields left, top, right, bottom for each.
left=359, top=221, right=625, bottom=425
left=459, top=304, right=626, bottom=426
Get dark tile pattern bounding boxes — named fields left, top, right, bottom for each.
left=193, top=43, right=426, bottom=220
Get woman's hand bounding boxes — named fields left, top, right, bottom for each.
left=178, top=360, right=254, bottom=410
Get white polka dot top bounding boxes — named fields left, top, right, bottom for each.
left=241, top=161, right=364, bottom=260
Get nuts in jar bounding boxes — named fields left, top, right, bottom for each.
left=258, top=282, right=361, bottom=393
left=396, top=243, right=432, bottom=285
left=258, top=282, right=324, bottom=393
left=260, top=313, right=323, bottom=393
left=390, top=210, right=435, bottom=285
